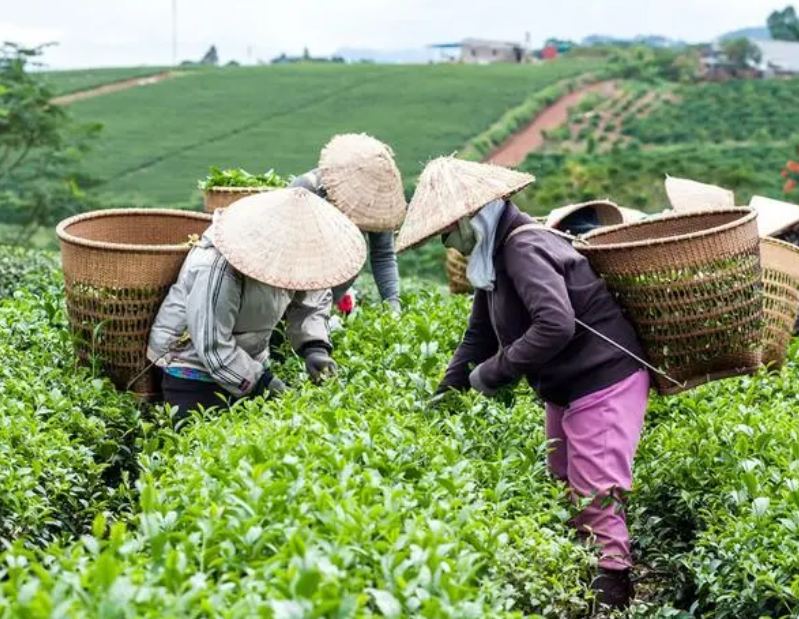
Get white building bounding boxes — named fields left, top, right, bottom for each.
left=755, top=40, right=799, bottom=75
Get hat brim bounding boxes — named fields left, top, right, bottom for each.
left=545, top=200, right=624, bottom=230
left=666, top=176, right=735, bottom=213
left=751, top=195, right=799, bottom=238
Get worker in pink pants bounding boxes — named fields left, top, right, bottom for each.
left=400, top=160, right=650, bottom=609
left=546, top=370, right=649, bottom=574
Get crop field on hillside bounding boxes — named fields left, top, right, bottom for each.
left=1, top=248, right=799, bottom=618
left=64, top=59, right=602, bottom=207
left=517, top=142, right=787, bottom=215
left=515, top=78, right=799, bottom=213
left=623, top=79, right=799, bottom=145
left=42, top=66, right=170, bottom=95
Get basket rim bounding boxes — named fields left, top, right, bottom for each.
left=762, top=236, right=799, bottom=257
left=203, top=186, right=276, bottom=194
left=56, top=208, right=212, bottom=253
left=577, top=207, right=756, bottom=252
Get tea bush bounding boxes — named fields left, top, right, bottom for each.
left=0, top=292, right=597, bottom=618
left=0, top=248, right=60, bottom=299
left=0, top=251, right=146, bottom=545
left=632, top=356, right=799, bottom=617
left=4, top=249, right=799, bottom=617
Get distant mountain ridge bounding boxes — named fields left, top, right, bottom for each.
left=581, top=34, right=686, bottom=48
left=334, top=47, right=437, bottom=64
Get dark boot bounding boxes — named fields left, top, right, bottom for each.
left=592, top=568, right=633, bottom=610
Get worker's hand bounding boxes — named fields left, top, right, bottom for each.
left=469, top=363, right=498, bottom=397
left=304, top=347, right=338, bottom=384
left=386, top=298, right=402, bottom=315
left=424, top=384, right=463, bottom=413
left=253, top=368, right=287, bottom=399
left=425, top=390, right=449, bottom=412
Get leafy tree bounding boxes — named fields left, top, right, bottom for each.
left=0, top=43, right=101, bottom=245
left=721, top=38, right=763, bottom=72
left=768, top=6, right=799, bottom=42
left=607, top=46, right=699, bottom=83
left=666, top=51, right=701, bottom=83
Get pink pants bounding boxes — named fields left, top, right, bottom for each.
left=545, top=370, right=649, bottom=570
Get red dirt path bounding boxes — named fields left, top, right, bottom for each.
left=487, top=81, right=617, bottom=167
left=51, top=71, right=182, bottom=106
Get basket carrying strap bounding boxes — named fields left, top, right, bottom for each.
left=502, top=222, right=685, bottom=391
left=504, top=223, right=578, bottom=245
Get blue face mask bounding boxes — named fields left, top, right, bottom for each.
left=442, top=217, right=477, bottom=255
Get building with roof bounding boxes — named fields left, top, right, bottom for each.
left=701, top=38, right=799, bottom=79
left=756, top=40, right=799, bottom=75
left=428, top=38, right=530, bottom=64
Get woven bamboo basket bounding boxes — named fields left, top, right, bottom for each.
left=57, top=209, right=213, bottom=399
left=446, top=248, right=471, bottom=294
left=577, top=208, right=764, bottom=395
left=775, top=224, right=799, bottom=334
left=761, top=237, right=799, bottom=368
left=203, top=186, right=273, bottom=213
left=444, top=216, right=547, bottom=295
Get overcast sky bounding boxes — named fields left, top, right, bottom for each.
left=2, top=0, right=786, bottom=69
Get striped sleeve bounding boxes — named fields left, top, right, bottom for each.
left=185, top=253, right=264, bottom=396
left=286, top=288, right=333, bottom=353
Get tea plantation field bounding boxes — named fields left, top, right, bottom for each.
left=515, top=77, right=799, bottom=215
left=61, top=58, right=601, bottom=207
left=42, top=66, right=171, bottom=95
left=2, top=247, right=799, bottom=617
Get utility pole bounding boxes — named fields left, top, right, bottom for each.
left=172, top=0, right=177, bottom=66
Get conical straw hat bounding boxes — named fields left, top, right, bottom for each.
left=750, top=195, right=799, bottom=238
left=215, top=188, right=367, bottom=290
left=665, top=176, right=735, bottom=213
left=545, top=199, right=624, bottom=230
left=395, top=157, right=535, bottom=253
left=319, top=133, right=407, bottom=232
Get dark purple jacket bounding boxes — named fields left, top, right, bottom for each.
left=440, top=203, right=644, bottom=406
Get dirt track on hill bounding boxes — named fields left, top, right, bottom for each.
left=487, top=80, right=617, bottom=167
left=51, top=71, right=182, bottom=106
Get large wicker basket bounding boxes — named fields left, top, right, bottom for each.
left=203, top=187, right=273, bottom=213
left=577, top=208, right=764, bottom=395
left=57, top=209, right=213, bottom=399
left=761, top=237, right=799, bottom=368
left=775, top=224, right=799, bottom=335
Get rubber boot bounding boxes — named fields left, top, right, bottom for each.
left=592, top=568, right=633, bottom=610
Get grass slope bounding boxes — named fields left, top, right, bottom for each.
left=65, top=59, right=602, bottom=207
left=42, top=67, right=171, bottom=95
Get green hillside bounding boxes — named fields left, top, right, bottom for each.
left=514, top=78, right=799, bottom=215
left=65, top=59, right=602, bottom=207
left=43, top=66, right=170, bottom=95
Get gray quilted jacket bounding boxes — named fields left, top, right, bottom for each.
left=147, top=221, right=332, bottom=396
